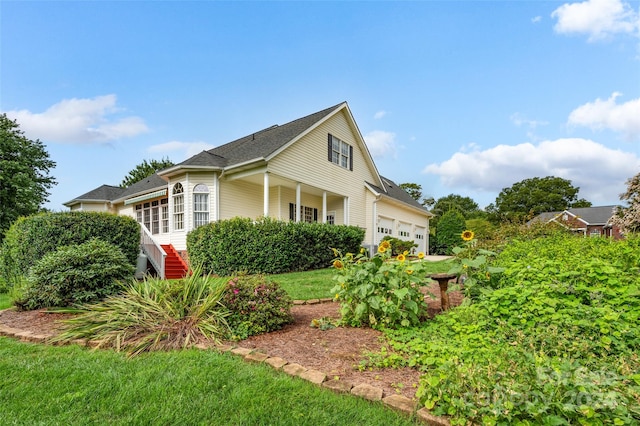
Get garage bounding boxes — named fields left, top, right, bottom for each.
left=414, top=226, right=427, bottom=253
left=377, top=216, right=394, bottom=243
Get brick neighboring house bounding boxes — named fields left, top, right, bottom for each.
left=529, top=205, right=623, bottom=239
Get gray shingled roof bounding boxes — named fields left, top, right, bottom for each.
left=64, top=184, right=125, bottom=206
left=116, top=173, right=168, bottom=200
left=173, top=103, right=345, bottom=169
left=565, top=205, right=618, bottom=225
left=532, top=205, right=618, bottom=225
left=367, top=177, right=430, bottom=213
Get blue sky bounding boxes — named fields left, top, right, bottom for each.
left=2, top=0, right=639, bottom=211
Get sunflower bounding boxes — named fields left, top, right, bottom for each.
left=406, top=269, right=414, bottom=275
left=332, top=259, right=344, bottom=269
left=461, top=230, right=475, bottom=241
left=417, top=252, right=425, bottom=259
left=397, top=253, right=406, bottom=262
left=380, top=240, right=391, bottom=249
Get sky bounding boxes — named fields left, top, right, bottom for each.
left=1, top=0, right=639, bottom=212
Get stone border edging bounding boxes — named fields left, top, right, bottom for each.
left=0, top=306, right=450, bottom=425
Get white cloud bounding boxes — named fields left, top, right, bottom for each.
left=3, top=95, right=148, bottom=143
left=148, top=140, right=216, bottom=160
left=568, top=92, right=640, bottom=139
left=510, top=113, right=549, bottom=129
left=363, top=130, right=398, bottom=159
left=373, top=110, right=388, bottom=120
left=551, top=0, right=639, bottom=41
left=423, top=138, right=640, bottom=204
left=532, top=16, right=542, bottom=23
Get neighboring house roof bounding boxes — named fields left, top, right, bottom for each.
left=63, top=184, right=125, bottom=207
left=366, top=177, right=432, bottom=215
left=530, top=205, right=618, bottom=227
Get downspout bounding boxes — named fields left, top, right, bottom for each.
left=371, top=199, right=378, bottom=255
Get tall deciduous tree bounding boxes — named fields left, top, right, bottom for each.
left=0, top=114, right=56, bottom=242
left=610, top=172, right=640, bottom=234
left=399, top=182, right=434, bottom=207
left=489, top=176, right=591, bottom=223
left=120, top=158, right=174, bottom=187
left=433, top=209, right=466, bottom=255
left=431, top=194, right=483, bottom=220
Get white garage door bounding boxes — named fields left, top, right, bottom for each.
left=377, top=217, right=394, bottom=243
left=414, top=226, right=426, bottom=254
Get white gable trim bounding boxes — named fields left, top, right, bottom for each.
left=265, top=103, right=386, bottom=191
left=124, top=189, right=168, bottom=205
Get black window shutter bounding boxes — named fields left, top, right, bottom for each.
left=328, top=134, right=333, bottom=162
left=349, top=145, right=353, bottom=171
left=289, top=203, right=294, bottom=221
left=313, top=208, right=318, bottom=223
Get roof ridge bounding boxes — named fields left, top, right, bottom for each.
left=208, top=102, right=346, bottom=153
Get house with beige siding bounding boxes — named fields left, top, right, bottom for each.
left=65, top=102, right=433, bottom=278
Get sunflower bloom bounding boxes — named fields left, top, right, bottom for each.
left=397, top=253, right=406, bottom=262
left=406, top=269, right=414, bottom=275
left=378, top=245, right=387, bottom=254
left=380, top=240, right=391, bottom=249
left=333, top=260, right=344, bottom=270
left=461, top=230, right=475, bottom=241
left=417, top=252, right=425, bottom=259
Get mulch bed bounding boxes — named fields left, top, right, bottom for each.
left=0, top=281, right=463, bottom=401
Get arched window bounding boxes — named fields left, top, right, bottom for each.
left=193, top=184, right=209, bottom=228
left=173, top=183, right=184, bottom=230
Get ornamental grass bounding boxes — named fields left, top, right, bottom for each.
left=51, top=267, right=230, bottom=357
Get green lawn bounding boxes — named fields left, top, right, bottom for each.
left=0, top=294, right=10, bottom=310
left=0, top=337, right=422, bottom=425
left=270, top=260, right=450, bottom=301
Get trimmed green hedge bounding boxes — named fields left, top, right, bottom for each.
left=0, top=212, right=139, bottom=290
left=187, top=217, right=365, bottom=275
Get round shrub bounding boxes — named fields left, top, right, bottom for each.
left=222, top=275, right=293, bottom=340
left=14, top=239, right=135, bottom=310
left=0, top=212, right=139, bottom=290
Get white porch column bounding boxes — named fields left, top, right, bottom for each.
left=212, top=172, right=219, bottom=221
left=322, top=192, right=327, bottom=224
left=263, top=172, right=270, bottom=217
left=295, top=183, right=301, bottom=222
left=343, top=196, right=349, bottom=225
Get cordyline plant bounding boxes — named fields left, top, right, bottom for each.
left=50, top=266, right=230, bottom=357
left=330, top=241, right=433, bottom=329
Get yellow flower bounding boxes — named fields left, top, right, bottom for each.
left=461, top=230, right=475, bottom=241
left=332, top=260, right=344, bottom=270
left=406, top=269, right=414, bottom=275
left=417, top=252, right=425, bottom=259
left=397, top=253, right=406, bottom=262
left=334, top=293, right=340, bottom=300
left=360, top=247, right=366, bottom=254
left=380, top=240, right=391, bottom=249
left=378, top=245, right=387, bottom=254
left=403, top=250, right=409, bottom=256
